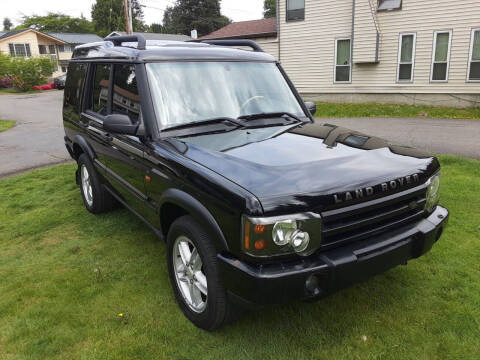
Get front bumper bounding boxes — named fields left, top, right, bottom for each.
left=218, top=205, right=449, bottom=305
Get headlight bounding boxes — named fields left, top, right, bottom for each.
left=425, top=172, right=441, bottom=213
left=242, top=213, right=322, bottom=257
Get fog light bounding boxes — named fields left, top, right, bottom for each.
left=305, top=275, right=320, bottom=295
left=290, top=230, right=310, bottom=253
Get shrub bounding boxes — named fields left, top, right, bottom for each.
left=0, top=77, right=13, bottom=88
left=8, top=57, right=56, bottom=91
left=0, top=54, right=56, bottom=91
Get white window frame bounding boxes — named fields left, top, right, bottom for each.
left=430, top=30, right=452, bottom=83
left=9, top=43, right=31, bottom=58
left=397, top=32, right=416, bottom=83
left=467, top=28, right=480, bottom=83
left=334, top=37, right=352, bottom=84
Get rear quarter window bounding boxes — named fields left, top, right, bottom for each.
left=64, top=62, right=87, bottom=113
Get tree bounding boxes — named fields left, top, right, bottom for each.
left=16, top=13, right=94, bottom=33
left=91, top=0, right=145, bottom=37
left=162, top=0, right=231, bottom=37
left=149, top=23, right=165, bottom=34
left=3, top=17, right=13, bottom=31
left=263, top=0, right=276, bottom=18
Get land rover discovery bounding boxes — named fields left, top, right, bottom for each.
left=62, top=35, right=448, bottom=330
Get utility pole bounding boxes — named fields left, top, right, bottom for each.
left=123, top=0, right=131, bottom=34
left=128, top=0, right=134, bottom=34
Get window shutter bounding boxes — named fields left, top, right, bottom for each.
left=25, top=44, right=31, bottom=57
left=8, top=43, right=15, bottom=56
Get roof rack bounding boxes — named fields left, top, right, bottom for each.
left=104, top=34, right=147, bottom=50
left=200, top=39, right=264, bottom=52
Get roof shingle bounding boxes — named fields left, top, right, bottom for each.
left=199, top=18, right=277, bottom=40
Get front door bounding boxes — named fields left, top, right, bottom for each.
left=101, top=64, right=154, bottom=221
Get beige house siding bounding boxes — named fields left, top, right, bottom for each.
left=278, top=0, right=480, bottom=105
left=353, top=0, right=379, bottom=63
left=255, top=37, right=279, bottom=59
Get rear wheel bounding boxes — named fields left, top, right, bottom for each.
left=77, top=154, right=117, bottom=214
left=167, top=215, right=237, bottom=330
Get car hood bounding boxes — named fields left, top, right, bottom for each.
left=168, top=121, right=439, bottom=214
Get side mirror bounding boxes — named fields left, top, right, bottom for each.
left=103, top=114, right=138, bottom=135
left=305, top=101, right=317, bottom=116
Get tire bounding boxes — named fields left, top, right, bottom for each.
left=77, top=154, right=117, bottom=214
left=166, top=215, right=237, bottom=330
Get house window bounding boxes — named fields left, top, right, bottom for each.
left=431, top=31, right=452, bottom=82
left=377, top=0, right=402, bottom=11
left=58, top=45, right=71, bottom=53
left=48, top=45, right=56, bottom=54
left=467, top=29, right=480, bottom=82
left=286, top=0, right=305, bottom=21
left=335, top=38, right=351, bottom=83
left=397, top=33, right=416, bottom=82
left=8, top=43, right=31, bottom=57
left=39, top=45, right=48, bottom=55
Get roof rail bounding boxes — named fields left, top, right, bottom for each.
left=104, top=34, right=147, bottom=50
left=201, top=39, right=264, bottom=52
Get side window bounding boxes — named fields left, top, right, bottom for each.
left=397, top=33, right=416, bottom=82
left=286, top=0, right=305, bottom=21
left=64, top=62, right=87, bottom=112
left=335, top=38, right=351, bottom=83
left=112, top=64, right=141, bottom=123
left=90, top=64, right=111, bottom=116
left=468, top=29, right=480, bottom=82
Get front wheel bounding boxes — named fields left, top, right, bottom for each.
left=166, top=215, right=236, bottom=330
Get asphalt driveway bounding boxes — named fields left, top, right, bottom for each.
left=0, top=91, right=70, bottom=177
left=0, top=91, right=478, bottom=178
left=316, top=116, right=480, bottom=159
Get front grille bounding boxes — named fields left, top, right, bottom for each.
left=320, top=186, right=427, bottom=249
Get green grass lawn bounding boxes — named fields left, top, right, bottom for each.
left=0, top=89, right=42, bottom=95
left=314, top=102, right=480, bottom=119
left=0, top=156, right=479, bottom=360
left=0, top=120, right=16, bottom=132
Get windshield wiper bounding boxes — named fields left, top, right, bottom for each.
left=237, top=112, right=303, bottom=123
left=161, top=117, right=244, bottom=133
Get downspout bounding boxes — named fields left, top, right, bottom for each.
left=351, top=0, right=355, bottom=64
left=277, top=0, right=281, bottom=61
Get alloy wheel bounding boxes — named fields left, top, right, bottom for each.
left=173, top=235, right=208, bottom=313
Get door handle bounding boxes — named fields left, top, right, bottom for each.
left=79, top=121, right=88, bottom=129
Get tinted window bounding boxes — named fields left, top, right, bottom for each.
left=112, top=64, right=141, bottom=123
left=64, top=62, right=87, bottom=112
left=90, top=64, right=111, bottom=116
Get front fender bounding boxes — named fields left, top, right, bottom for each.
left=159, top=188, right=229, bottom=253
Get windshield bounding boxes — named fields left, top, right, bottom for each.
left=146, top=62, right=305, bottom=128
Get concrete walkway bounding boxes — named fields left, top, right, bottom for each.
left=316, top=117, right=480, bottom=159
left=0, top=91, right=71, bottom=178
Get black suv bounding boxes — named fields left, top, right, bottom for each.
left=63, top=35, right=449, bottom=330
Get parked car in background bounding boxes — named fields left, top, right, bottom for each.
left=54, top=74, right=66, bottom=90
left=62, top=35, right=449, bottom=331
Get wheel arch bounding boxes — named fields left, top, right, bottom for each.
left=159, top=188, right=229, bottom=253
left=72, top=135, right=96, bottom=161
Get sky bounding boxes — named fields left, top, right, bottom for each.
left=1, top=0, right=265, bottom=27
